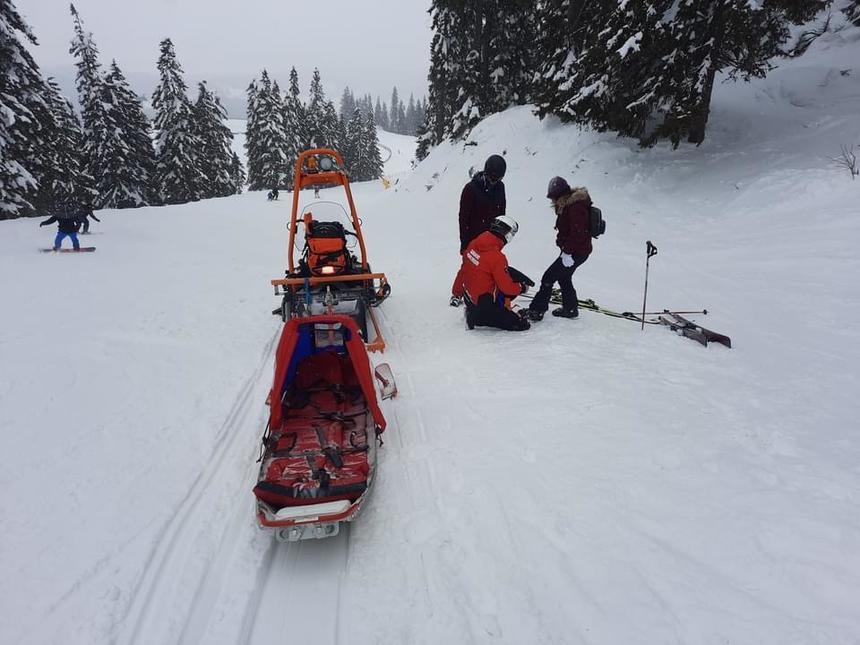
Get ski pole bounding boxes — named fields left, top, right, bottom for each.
left=641, top=241, right=658, bottom=331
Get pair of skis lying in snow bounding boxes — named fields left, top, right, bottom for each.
left=518, top=292, right=731, bottom=348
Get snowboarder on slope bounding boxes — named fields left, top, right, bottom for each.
left=40, top=210, right=82, bottom=251
left=522, top=176, right=593, bottom=321
left=450, top=154, right=507, bottom=307
left=452, top=216, right=530, bottom=332
left=77, top=203, right=100, bottom=234
left=268, top=188, right=279, bottom=201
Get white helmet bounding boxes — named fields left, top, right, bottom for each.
left=489, top=215, right=518, bottom=244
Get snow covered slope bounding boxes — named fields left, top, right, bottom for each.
left=2, top=25, right=859, bottom=645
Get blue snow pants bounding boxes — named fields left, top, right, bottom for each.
left=54, top=232, right=80, bottom=250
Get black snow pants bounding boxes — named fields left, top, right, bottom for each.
left=528, top=254, right=589, bottom=313
left=467, top=293, right=529, bottom=331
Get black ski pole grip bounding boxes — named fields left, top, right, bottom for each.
left=646, top=240, right=658, bottom=258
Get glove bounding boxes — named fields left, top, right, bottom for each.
left=519, top=282, right=530, bottom=296
left=561, top=253, right=574, bottom=268
left=39, top=222, right=47, bottom=227
left=450, top=295, right=462, bottom=307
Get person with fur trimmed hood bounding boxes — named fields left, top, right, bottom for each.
left=523, top=176, right=593, bottom=321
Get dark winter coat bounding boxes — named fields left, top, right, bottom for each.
left=554, top=187, right=592, bottom=258
left=459, top=172, right=506, bottom=252
left=452, top=231, right=522, bottom=303
left=77, top=206, right=100, bottom=223
left=40, top=214, right=81, bottom=234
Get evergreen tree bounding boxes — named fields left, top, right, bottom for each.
left=244, top=78, right=263, bottom=189
left=1, top=0, right=49, bottom=217
left=648, top=0, right=823, bottom=145
left=33, top=78, right=94, bottom=213
left=282, top=67, right=305, bottom=187
left=69, top=4, right=117, bottom=208
left=405, top=94, right=417, bottom=135
left=389, top=86, right=402, bottom=133
left=339, top=86, right=356, bottom=120
left=192, top=81, right=235, bottom=198
left=845, top=0, right=860, bottom=25
left=415, top=110, right=432, bottom=161
left=151, top=38, right=205, bottom=204
left=361, top=110, right=384, bottom=181
left=446, top=3, right=492, bottom=139
left=533, top=0, right=829, bottom=146
left=488, top=0, right=538, bottom=107
left=539, top=1, right=666, bottom=140
left=343, top=108, right=362, bottom=173
left=99, top=61, right=154, bottom=206
left=70, top=7, right=154, bottom=208
left=374, top=97, right=389, bottom=131
left=416, top=2, right=464, bottom=157
left=229, top=151, right=245, bottom=194
left=319, top=100, right=341, bottom=149
left=306, top=68, right=326, bottom=148
left=251, top=72, right=288, bottom=190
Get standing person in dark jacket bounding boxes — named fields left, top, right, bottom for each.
left=523, top=176, right=593, bottom=321
left=77, top=203, right=100, bottom=234
left=40, top=209, right=82, bottom=250
left=450, top=154, right=507, bottom=307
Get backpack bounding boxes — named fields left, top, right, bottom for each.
left=302, top=220, right=352, bottom=276
left=589, top=205, right=606, bottom=238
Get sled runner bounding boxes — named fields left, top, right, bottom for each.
left=272, top=148, right=391, bottom=352
left=254, top=314, right=395, bottom=541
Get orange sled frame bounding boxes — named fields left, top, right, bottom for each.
left=272, top=148, right=390, bottom=352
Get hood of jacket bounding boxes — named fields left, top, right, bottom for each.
left=553, top=187, right=590, bottom=214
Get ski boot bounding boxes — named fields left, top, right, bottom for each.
left=551, top=307, right=579, bottom=319
left=465, top=306, right=476, bottom=330
left=521, top=308, right=544, bottom=322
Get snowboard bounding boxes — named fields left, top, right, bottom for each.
left=40, top=247, right=96, bottom=253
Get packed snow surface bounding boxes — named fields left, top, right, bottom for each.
left=2, top=27, right=860, bottom=645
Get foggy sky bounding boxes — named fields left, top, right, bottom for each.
left=16, top=0, right=433, bottom=114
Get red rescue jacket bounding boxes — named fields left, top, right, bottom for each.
left=451, top=232, right=522, bottom=303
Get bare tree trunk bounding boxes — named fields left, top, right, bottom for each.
left=688, top=2, right=726, bottom=145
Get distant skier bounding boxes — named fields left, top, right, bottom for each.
left=452, top=216, right=530, bottom=332
left=450, top=154, right=506, bottom=307
left=522, top=176, right=593, bottom=321
left=77, top=203, right=100, bottom=234
left=268, top=188, right=279, bottom=201
left=39, top=209, right=82, bottom=251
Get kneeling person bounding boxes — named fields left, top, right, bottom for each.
left=452, top=216, right=530, bottom=332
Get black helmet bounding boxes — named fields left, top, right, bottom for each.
left=483, top=154, right=506, bottom=180
left=488, top=215, right=518, bottom=244
left=546, top=176, right=571, bottom=200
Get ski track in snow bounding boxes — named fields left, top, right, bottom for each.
left=117, top=330, right=278, bottom=645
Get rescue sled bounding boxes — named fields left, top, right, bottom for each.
left=272, top=148, right=391, bottom=352
left=254, top=314, right=395, bottom=542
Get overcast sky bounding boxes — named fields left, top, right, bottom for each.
left=16, top=0, right=433, bottom=114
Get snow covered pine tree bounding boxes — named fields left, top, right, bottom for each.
left=151, top=38, right=205, bottom=204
